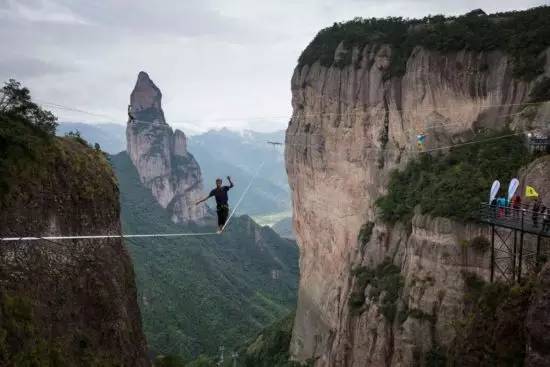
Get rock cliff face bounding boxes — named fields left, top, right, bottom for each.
left=285, top=14, right=550, bottom=367
left=126, top=71, right=207, bottom=223
left=0, top=129, right=150, bottom=365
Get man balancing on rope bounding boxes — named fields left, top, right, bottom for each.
left=195, top=177, right=234, bottom=234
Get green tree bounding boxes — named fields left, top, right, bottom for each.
left=65, top=130, right=89, bottom=146
left=0, top=79, right=57, bottom=135
left=154, top=354, right=187, bottom=367
left=185, top=355, right=216, bottom=367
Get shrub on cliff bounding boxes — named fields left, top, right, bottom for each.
left=0, top=293, right=65, bottom=365
left=449, top=273, right=533, bottom=366
left=349, top=260, right=404, bottom=322
left=154, top=355, right=187, bottom=367
left=184, top=355, right=216, bottom=366
left=298, top=6, right=550, bottom=80
left=376, top=130, right=532, bottom=223
left=64, top=130, right=90, bottom=147
left=470, top=236, right=491, bottom=253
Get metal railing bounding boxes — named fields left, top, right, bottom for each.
left=479, top=203, right=549, bottom=283
left=479, top=203, right=550, bottom=236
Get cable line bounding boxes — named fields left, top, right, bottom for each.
left=282, top=129, right=533, bottom=153
left=0, top=159, right=266, bottom=242
left=37, top=99, right=550, bottom=127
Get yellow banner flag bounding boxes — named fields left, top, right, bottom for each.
left=525, top=185, right=539, bottom=198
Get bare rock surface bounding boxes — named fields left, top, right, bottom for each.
left=126, top=71, right=207, bottom=223
left=286, top=43, right=550, bottom=366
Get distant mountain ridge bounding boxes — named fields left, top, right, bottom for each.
left=58, top=121, right=291, bottom=217
left=188, top=128, right=290, bottom=216
left=272, top=217, right=295, bottom=240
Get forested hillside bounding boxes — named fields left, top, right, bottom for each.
left=111, top=152, right=299, bottom=361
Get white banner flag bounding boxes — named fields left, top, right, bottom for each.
left=490, top=180, right=500, bottom=203
left=507, top=178, right=519, bottom=201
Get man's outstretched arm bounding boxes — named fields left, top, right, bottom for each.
left=227, top=176, right=234, bottom=189
left=195, top=193, right=212, bottom=205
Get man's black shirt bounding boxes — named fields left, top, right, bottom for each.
left=209, top=186, right=231, bottom=207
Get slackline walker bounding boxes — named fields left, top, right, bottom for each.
left=1, top=160, right=266, bottom=242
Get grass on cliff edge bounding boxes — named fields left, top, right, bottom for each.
left=0, top=114, right=116, bottom=213
left=298, top=6, right=550, bottom=80
left=0, top=79, right=116, bottom=212
left=376, top=131, right=533, bottom=224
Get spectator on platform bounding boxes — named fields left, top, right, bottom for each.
left=497, top=196, right=507, bottom=218
left=512, top=195, right=522, bottom=218
left=489, top=198, right=497, bottom=219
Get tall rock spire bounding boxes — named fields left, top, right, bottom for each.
left=129, top=71, right=166, bottom=124
left=126, top=72, right=207, bottom=223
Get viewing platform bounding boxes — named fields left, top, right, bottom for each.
left=478, top=203, right=550, bottom=237
left=477, top=203, right=549, bottom=283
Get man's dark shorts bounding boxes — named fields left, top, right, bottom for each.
left=217, top=204, right=229, bottom=226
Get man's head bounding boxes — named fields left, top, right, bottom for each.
left=216, top=178, right=222, bottom=188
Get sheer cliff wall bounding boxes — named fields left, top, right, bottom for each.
left=285, top=17, right=550, bottom=367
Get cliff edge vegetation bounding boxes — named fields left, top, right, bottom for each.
left=376, top=131, right=534, bottom=223
left=298, top=6, right=550, bottom=80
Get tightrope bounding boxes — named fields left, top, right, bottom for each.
left=0, top=233, right=219, bottom=241
left=0, top=160, right=266, bottom=242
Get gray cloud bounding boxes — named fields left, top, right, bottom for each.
left=0, top=0, right=88, bottom=24
left=0, top=56, right=74, bottom=79
left=0, top=0, right=545, bottom=133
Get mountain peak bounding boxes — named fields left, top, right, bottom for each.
left=137, top=70, right=150, bottom=80
left=129, top=71, right=166, bottom=124
left=126, top=72, right=207, bottom=223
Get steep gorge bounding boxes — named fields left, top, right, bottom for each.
left=285, top=8, right=550, bottom=367
left=116, top=74, right=300, bottom=360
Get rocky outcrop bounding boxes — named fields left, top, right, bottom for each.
left=126, top=71, right=207, bottom=223
left=285, top=17, right=550, bottom=367
left=0, top=133, right=150, bottom=366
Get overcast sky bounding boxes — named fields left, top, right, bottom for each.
left=0, top=0, right=545, bottom=134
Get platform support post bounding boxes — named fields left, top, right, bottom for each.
left=491, top=224, right=495, bottom=283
